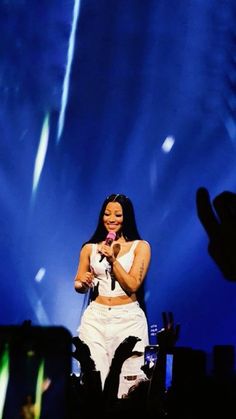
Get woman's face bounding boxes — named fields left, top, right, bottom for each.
left=103, top=202, right=123, bottom=235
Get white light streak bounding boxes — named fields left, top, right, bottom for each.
left=32, top=114, right=50, bottom=195
left=35, top=299, right=50, bottom=325
left=35, top=267, right=46, bottom=283
left=57, top=0, right=81, bottom=142
left=161, top=135, right=175, bottom=153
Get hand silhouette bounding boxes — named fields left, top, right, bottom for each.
left=196, top=187, right=236, bottom=281
left=112, top=335, right=142, bottom=365
left=156, top=311, right=180, bottom=352
left=72, top=336, right=96, bottom=371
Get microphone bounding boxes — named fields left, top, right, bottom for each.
left=99, top=231, right=116, bottom=262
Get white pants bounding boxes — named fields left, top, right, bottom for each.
left=77, top=300, right=149, bottom=398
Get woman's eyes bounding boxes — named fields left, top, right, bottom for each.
left=104, top=213, right=122, bottom=217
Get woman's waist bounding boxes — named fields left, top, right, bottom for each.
left=95, top=294, right=137, bottom=306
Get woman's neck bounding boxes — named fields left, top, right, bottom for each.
left=115, top=234, right=126, bottom=243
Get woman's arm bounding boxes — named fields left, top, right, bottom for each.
left=74, top=244, right=94, bottom=293
left=109, top=240, right=151, bottom=294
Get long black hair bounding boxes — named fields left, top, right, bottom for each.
left=82, top=194, right=147, bottom=313
left=83, top=193, right=142, bottom=245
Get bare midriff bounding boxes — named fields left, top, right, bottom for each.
left=95, top=294, right=137, bottom=306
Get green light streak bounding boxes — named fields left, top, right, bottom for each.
left=0, top=345, right=10, bottom=419
left=34, top=359, right=45, bottom=419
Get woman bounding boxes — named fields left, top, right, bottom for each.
left=74, top=193, right=151, bottom=398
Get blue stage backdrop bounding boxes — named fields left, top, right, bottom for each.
left=1, top=0, right=236, bottom=360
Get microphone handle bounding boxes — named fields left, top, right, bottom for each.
left=105, top=238, right=114, bottom=246
left=100, top=254, right=105, bottom=262
left=99, top=237, right=114, bottom=262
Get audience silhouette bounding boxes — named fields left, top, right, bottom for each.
left=70, top=309, right=236, bottom=418
left=70, top=336, right=102, bottom=418
left=1, top=312, right=236, bottom=417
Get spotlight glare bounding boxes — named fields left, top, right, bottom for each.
left=35, top=268, right=46, bottom=283
left=161, top=135, right=175, bottom=153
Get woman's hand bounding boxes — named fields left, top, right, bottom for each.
left=99, top=241, right=120, bottom=262
left=82, top=271, right=95, bottom=287
left=98, top=242, right=116, bottom=263
left=75, top=270, right=94, bottom=292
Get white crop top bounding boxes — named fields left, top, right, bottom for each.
left=90, top=240, right=140, bottom=297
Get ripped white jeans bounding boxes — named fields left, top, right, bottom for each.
left=77, top=300, right=149, bottom=398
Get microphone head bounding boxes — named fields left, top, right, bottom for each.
left=106, top=231, right=116, bottom=240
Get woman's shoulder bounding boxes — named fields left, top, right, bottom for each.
left=80, top=242, right=94, bottom=254
left=135, top=239, right=151, bottom=251
left=136, top=239, right=151, bottom=245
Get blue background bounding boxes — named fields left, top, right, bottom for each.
left=1, top=0, right=236, bottom=361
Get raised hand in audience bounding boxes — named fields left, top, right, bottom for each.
left=196, top=187, right=236, bottom=281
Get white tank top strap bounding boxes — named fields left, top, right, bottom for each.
left=129, top=239, right=140, bottom=252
